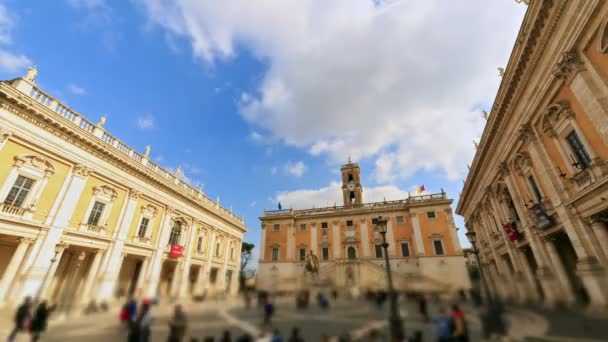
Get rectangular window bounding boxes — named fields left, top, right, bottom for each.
left=137, top=217, right=150, bottom=238
left=197, top=236, right=203, bottom=252
left=299, top=248, right=306, bottom=261
left=321, top=222, right=328, bottom=229
left=273, top=224, right=280, bottom=231
left=169, top=221, right=182, bottom=245
left=528, top=175, right=543, bottom=202
left=271, top=247, right=279, bottom=261
left=346, top=220, right=353, bottom=227
left=433, top=240, right=444, bottom=255
left=322, top=247, right=329, bottom=261
left=4, top=175, right=35, bottom=207
left=426, top=211, right=436, bottom=219
left=215, top=242, right=221, bottom=257
left=300, top=223, right=306, bottom=231
left=87, top=201, right=105, bottom=226
left=371, top=218, right=378, bottom=225
left=401, top=243, right=410, bottom=257
left=396, top=216, right=405, bottom=224
left=375, top=245, right=383, bottom=258
left=230, top=247, right=235, bottom=260
left=567, top=131, right=591, bottom=169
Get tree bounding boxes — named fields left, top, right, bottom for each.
left=240, top=242, right=255, bottom=291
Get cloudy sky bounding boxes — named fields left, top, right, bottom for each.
left=0, top=0, right=527, bottom=260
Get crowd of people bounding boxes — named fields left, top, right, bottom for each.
left=7, top=296, right=57, bottom=342
left=7, top=289, right=473, bottom=341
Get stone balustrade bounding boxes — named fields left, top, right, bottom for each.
left=2, top=81, right=244, bottom=225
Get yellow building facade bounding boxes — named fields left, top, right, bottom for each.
left=0, top=68, right=247, bottom=310
left=457, top=1, right=608, bottom=310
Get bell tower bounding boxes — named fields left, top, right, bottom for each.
left=341, top=157, right=363, bottom=207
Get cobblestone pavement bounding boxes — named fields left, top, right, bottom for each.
left=2, top=297, right=607, bottom=341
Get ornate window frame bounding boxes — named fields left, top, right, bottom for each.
left=542, top=102, right=597, bottom=175
left=297, top=244, right=307, bottom=262
left=0, top=154, right=56, bottom=217
left=511, top=152, right=546, bottom=205
left=214, top=234, right=224, bottom=257
left=346, top=245, right=358, bottom=260
left=271, top=244, right=280, bottom=261
left=80, top=184, right=118, bottom=233
left=167, top=216, right=189, bottom=246
left=195, top=227, right=207, bottom=255
left=430, top=234, right=445, bottom=256
left=134, top=204, right=158, bottom=243
left=399, top=239, right=411, bottom=257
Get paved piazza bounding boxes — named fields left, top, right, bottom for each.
left=17, top=299, right=483, bottom=342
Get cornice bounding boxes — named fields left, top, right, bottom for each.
left=458, top=0, right=567, bottom=215
left=0, top=85, right=247, bottom=233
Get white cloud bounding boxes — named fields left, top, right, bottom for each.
left=137, top=0, right=525, bottom=183
left=270, top=166, right=278, bottom=175
left=285, top=161, right=306, bottom=177
left=250, top=201, right=257, bottom=207
left=275, top=181, right=411, bottom=209
left=0, top=4, right=14, bottom=44
left=0, top=51, right=31, bottom=73
left=136, top=115, right=155, bottom=129
left=68, top=0, right=107, bottom=9
left=68, top=83, right=87, bottom=95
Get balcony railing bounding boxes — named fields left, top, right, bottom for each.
left=2, top=80, right=245, bottom=227
left=0, top=203, right=26, bottom=217
left=572, top=169, right=592, bottom=187
left=87, top=224, right=105, bottom=233
left=264, top=192, right=448, bottom=216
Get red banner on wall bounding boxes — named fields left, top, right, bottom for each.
left=502, top=223, right=520, bottom=242
left=169, top=244, right=184, bottom=258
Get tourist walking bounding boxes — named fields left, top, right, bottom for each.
left=270, top=329, right=283, bottom=342
left=431, top=308, right=453, bottom=342
left=30, top=301, right=56, bottom=342
left=220, top=330, right=232, bottom=342
left=451, top=304, right=469, bottom=342
left=418, top=295, right=429, bottom=322
left=7, top=296, right=32, bottom=342
left=167, top=304, right=188, bottom=342
left=263, top=300, right=274, bottom=325
left=128, top=302, right=153, bottom=342
left=287, top=328, right=304, bottom=342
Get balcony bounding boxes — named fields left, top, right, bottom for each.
left=572, top=169, right=592, bottom=188
left=86, top=224, right=106, bottom=233
left=0, top=203, right=27, bottom=217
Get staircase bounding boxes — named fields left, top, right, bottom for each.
left=359, top=260, right=451, bottom=293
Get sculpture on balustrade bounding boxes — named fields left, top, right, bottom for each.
left=304, top=250, right=319, bottom=280
left=25, top=66, right=38, bottom=82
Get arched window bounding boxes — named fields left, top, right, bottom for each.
left=347, top=246, right=357, bottom=260
left=169, top=220, right=182, bottom=245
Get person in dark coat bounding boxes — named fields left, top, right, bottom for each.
left=167, top=304, right=187, bottom=342
left=30, top=301, right=56, bottom=342
left=8, top=296, right=32, bottom=342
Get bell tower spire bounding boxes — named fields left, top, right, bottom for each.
left=341, top=159, right=363, bottom=207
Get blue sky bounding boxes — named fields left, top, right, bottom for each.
left=0, top=0, right=527, bottom=260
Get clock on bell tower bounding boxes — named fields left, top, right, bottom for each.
left=341, top=157, right=363, bottom=207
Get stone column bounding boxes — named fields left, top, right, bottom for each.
left=219, top=240, right=231, bottom=292
left=202, top=230, right=216, bottom=291
left=410, top=213, right=425, bottom=256
left=229, top=268, right=239, bottom=295
left=193, top=264, right=206, bottom=296
left=360, top=219, right=371, bottom=258
left=570, top=56, right=608, bottom=145
left=177, top=225, right=197, bottom=298
left=19, top=166, right=89, bottom=299
left=134, top=257, right=150, bottom=297
left=287, top=223, right=295, bottom=261
left=144, top=207, right=174, bottom=298
left=444, top=208, right=462, bottom=254
left=97, top=190, right=141, bottom=300
left=385, top=218, right=396, bottom=256
left=588, top=218, right=608, bottom=264
left=260, top=224, right=267, bottom=261
left=169, top=260, right=182, bottom=300
left=310, top=223, right=318, bottom=255
left=39, top=244, right=68, bottom=300
left=0, top=238, right=33, bottom=302
left=544, top=237, right=576, bottom=305
left=80, top=249, right=104, bottom=304
left=332, top=221, right=342, bottom=259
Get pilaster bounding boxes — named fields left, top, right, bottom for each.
left=410, top=213, right=425, bottom=256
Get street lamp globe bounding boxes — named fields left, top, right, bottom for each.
left=376, top=216, right=388, bottom=234
left=465, top=230, right=477, bottom=245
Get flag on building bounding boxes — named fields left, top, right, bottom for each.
left=417, top=185, right=425, bottom=194
left=278, top=202, right=282, bottom=210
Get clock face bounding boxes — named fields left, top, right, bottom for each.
left=347, top=182, right=355, bottom=191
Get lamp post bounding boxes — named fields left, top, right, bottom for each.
left=376, top=216, right=405, bottom=341
left=35, top=244, right=63, bottom=302
left=465, top=230, right=505, bottom=338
